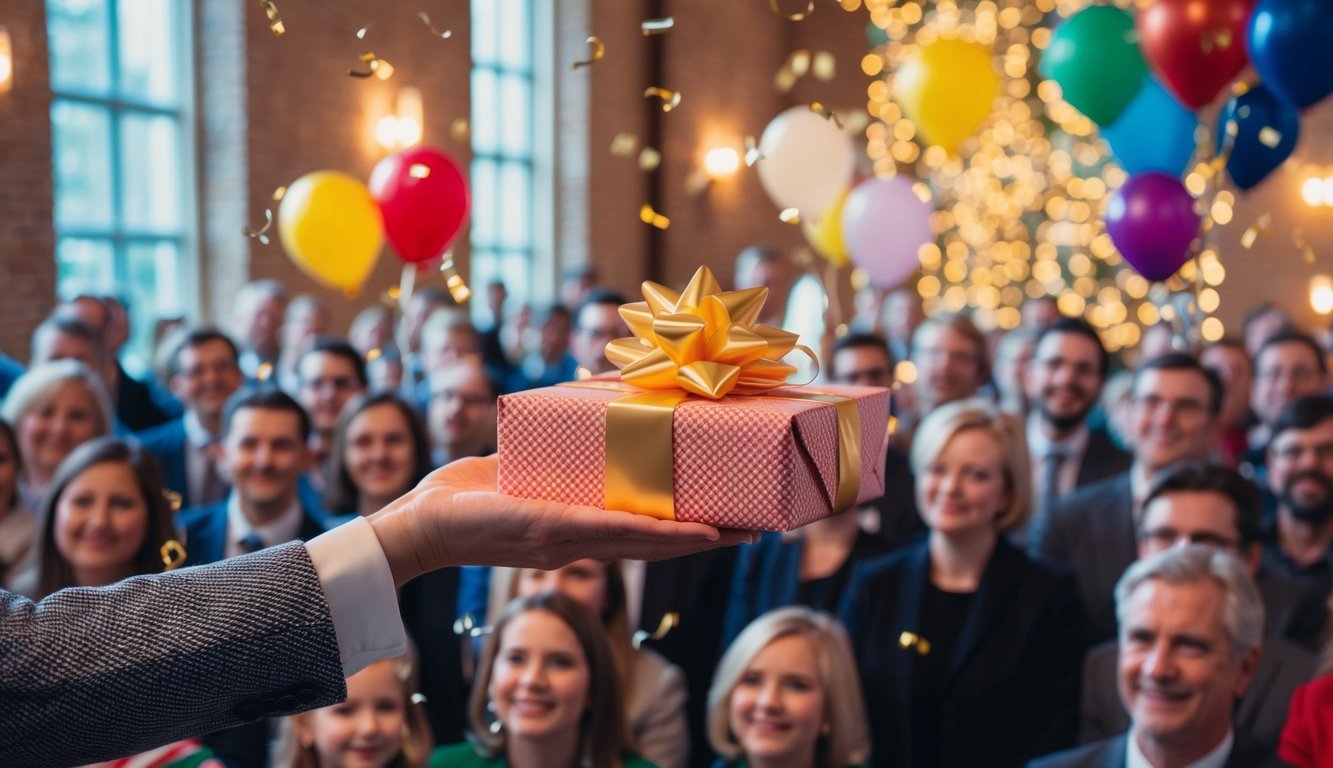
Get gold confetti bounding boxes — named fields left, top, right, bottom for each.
left=271, top=186, right=287, bottom=202
left=638, top=147, right=662, bottom=171
left=779, top=208, right=801, bottom=224
left=744, top=135, right=763, bottom=167
left=260, top=0, right=285, bottom=36
left=242, top=208, right=274, bottom=245
left=1295, top=230, right=1317, bottom=264
left=1241, top=212, right=1272, bottom=249
left=610, top=133, right=639, bottom=156
left=641, top=17, right=674, bottom=35
left=640, top=204, right=671, bottom=229
left=770, top=0, right=815, bottom=21
left=450, top=117, right=470, bottom=141
left=810, top=102, right=843, bottom=128
left=439, top=255, right=472, bottom=303
left=572, top=36, right=605, bottom=69
left=356, top=23, right=372, bottom=40
left=366, top=347, right=383, bottom=362
left=256, top=362, right=274, bottom=382
left=898, top=631, right=931, bottom=655
left=632, top=612, right=679, bottom=649
left=813, top=51, right=836, bottom=81
left=1258, top=127, right=1282, bottom=149
left=349, top=52, right=394, bottom=79
left=417, top=11, right=452, bottom=39
left=644, top=87, right=681, bottom=112
left=160, top=539, right=187, bottom=570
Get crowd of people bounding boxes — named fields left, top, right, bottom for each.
left=4, top=248, right=1333, bottom=768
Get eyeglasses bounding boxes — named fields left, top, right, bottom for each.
left=1034, top=357, right=1099, bottom=378
left=1137, top=527, right=1239, bottom=551
left=1132, top=394, right=1207, bottom=419
left=1270, top=442, right=1333, bottom=464
left=433, top=388, right=492, bottom=408
left=833, top=367, right=892, bottom=386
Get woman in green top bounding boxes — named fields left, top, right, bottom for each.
left=432, top=592, right=658, bottom=768
left=706, top=607, right=870, bottom=768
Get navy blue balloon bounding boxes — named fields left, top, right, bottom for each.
left=1218, top=84, right=1301, bottom=189
left=1247, top=0, right=1333, bottom=108
left=1101, top=77, right=1197, bottom=177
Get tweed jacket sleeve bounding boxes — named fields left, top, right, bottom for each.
left=0, top=541, right=346, bottom=768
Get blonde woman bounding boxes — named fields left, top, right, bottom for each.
left=707, top=607, right=870, bottom=768
left=838, top=398, right=1083, bottom=767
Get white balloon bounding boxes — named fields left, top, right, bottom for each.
left=756, top=107, right=857, bottom=217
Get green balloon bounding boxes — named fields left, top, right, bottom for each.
left=1039, top=5, right=1149, bottom=127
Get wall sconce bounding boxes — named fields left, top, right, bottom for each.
left=1310, top=275, right=1333, bottom=315
left=375, top=87, right=423, bottom=151
left=686, top=146, right=741, bottom=196
left=1300, top=172, right=1333, bottom=208
left=0, top=27, right=13, bottom=95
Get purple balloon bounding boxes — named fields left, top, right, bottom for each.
left=841, top=177, right=935, bottom=290
left=1105, top=172, right=1199, bottom=282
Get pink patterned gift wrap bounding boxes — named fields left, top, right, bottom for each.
left=496, top=383, right=889, bottom=531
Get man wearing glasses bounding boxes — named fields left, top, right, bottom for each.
left=1079, top=461, right=1318, bottom=752
left=1244, top=331, right=1327, bottom=476
left=1036, top=353, right=1224, bottom=645
left=1262, top=394, right=1333, bottom=594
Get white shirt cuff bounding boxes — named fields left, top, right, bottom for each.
left=304, top=517, right=407, bottom=677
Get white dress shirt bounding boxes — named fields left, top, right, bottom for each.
left=224, top=495, right=306, bottom=559
left=1026, top=414, right=1090, bottom=497
left=1126, top=729, right=1234, bottom=768
left=304, top=517, right=406, bottom=676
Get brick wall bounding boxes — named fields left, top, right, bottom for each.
left=0, top=5, right=55, bottom=360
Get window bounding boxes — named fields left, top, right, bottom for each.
left=469, top=0, right=553, bottom=325
left=46, top=0, right=195, bottom=373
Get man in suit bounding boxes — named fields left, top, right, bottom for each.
left=1031, top=546, right=1275, bottom=768
left=828, top=332, right=922, bottom=545
left=1037, top=353, right=1223, bottom=645
left=1018, top=317, right=1131, bottom=550
left=295, top=337, right=367, bottom=481
left=1261, top=394, right=1333, bottom=594
left=179, top=388, right=326, bottom=566
left=136, top=327, right=243, bottom=509
left=1244, top=330, right=1326, bottom=475
left=231, top=279, right=288, bottom=383
left=1, top=453, right=746, bottom=768
left=1079, top=462, right=1317, bottom=751
left=570, top=289, right=629, bottom=376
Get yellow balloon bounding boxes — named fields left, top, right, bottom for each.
left=803, top=189, right=850, bottom=268
left=278, top=171, right=384, bottom=295
left=895, top=38, right=999, bottom=154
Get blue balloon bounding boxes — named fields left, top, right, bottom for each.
left=1218, top=84, right=1302, bottom=190
left=1100, top=77, right=1197, bottom=177
left=1248, top=0, right=1333, bottom=108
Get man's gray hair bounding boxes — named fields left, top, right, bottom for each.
left=1114, top=545, right=1264, bottom=657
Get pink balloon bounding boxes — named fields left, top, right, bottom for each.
left=841, top=177, right=935, bottom=290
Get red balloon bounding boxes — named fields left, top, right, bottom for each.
left=1135, top=0, right=1256, bottom=109
left=369, top=147, right=471, bottom=264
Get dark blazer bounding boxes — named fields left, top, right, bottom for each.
left=136, top=417, right=191, bottom=507
left=639, top=547, right=739, bottom=768
left=400, top=566, right=469, bottom=745
left=871, top=447, right=924, bottom=545
left=839, top=537, right=1084, bottom=768
left=722, top=529, right=895, bottom=644
left=1257, top=567, right=1328, bottom=652
left=1034, top=472, right=1137, bottom=646
left=178, top=498, right=327, bottom=567
left=1075, top=430, right=1133, bottom=488
left=115, top=362, right=177, bottom=433
left=0, top=542, right=344, bottom=768
left=1079, top=634, right=1316, bottom=751
left=1028, top=732, right=1280, bottom=768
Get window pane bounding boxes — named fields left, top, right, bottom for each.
left=471, top=0, right=497, bottom=65
left=51, top=100, right=114, bottom=229
left=497, top=161, right=530, bottom=249
left=498, top=73, right=530, bottom=157
left=47, top=0, right=112, bottom=95
left=471, top=68, right=499, bottom=156
left=497, top=0, right=528, bottom=71
left=500, top=253, right=530, bottom=307
left=467, top=250, right=500, bottom=325
left=470, top=159, right=498, bottom=247
left=119, top=112, right=181, bottom=232
left=124, top=240, right=181, bottom=372
left=55, top=237, right=115, bottom=287
left=117, top=0, right=179, bottom=105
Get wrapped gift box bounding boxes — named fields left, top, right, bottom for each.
left=496, top=383, right=889, bottom=531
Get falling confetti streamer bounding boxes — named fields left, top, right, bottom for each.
left=632, top=612, right=679, bottom=649
left=572, top=36, right=605, bottom=69
left=1295, top=230, right=1317, bottom=264
left=417, top=11, right=452, bottom=39
left=779, top=208, right=801, bottom=224
left=260, top=0, right=285, bottom=36
left=349, top=52, right=394, bottom=79
left=242, top=209, right=274, bottom=245
left=769, top=0, right=815, bottom=21
left=641, top=17, right=674, bottom=35
left=356, top=23, right=373, bottom=39
left=1241, top=212, right=1272, bottom=249
left=810, top=102, right=843, bottom=128
left=744, top=136, right=763, bottom=167
left=640, top=204, right=671, bottom=229
left=643, top=87, right=681, bottom=112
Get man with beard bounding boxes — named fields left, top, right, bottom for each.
left=1017, top=318, right=1131, bottom=550
left=1036, top=353, right=1223, bottom=645
left=1262, top=394, right=1333, bottom=593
